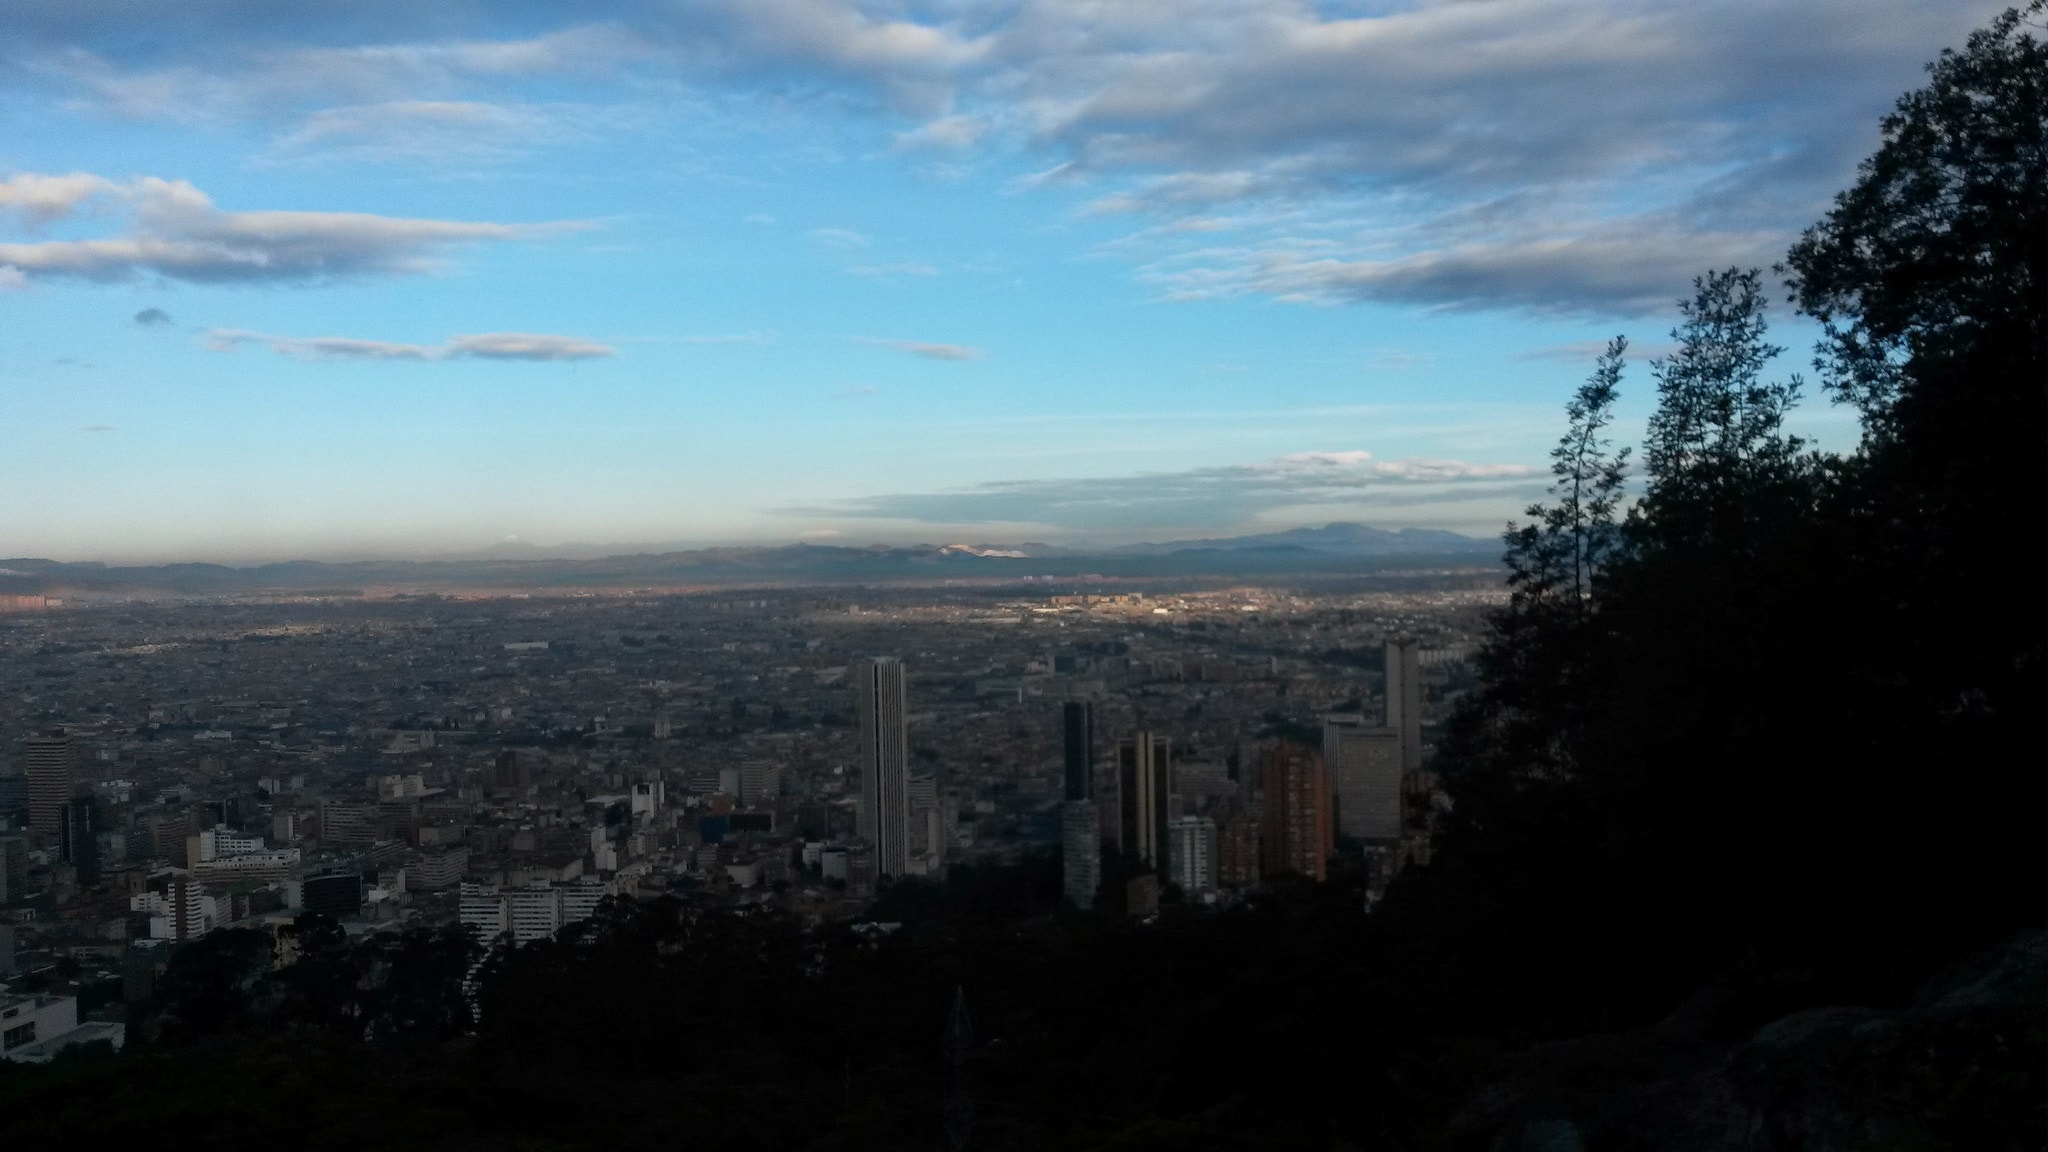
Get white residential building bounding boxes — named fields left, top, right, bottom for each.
left=1, top=993, right=125, bottom=1063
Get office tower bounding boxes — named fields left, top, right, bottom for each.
left=1167, top=815, right=1218, bottom=895
left=739, top=760, right=783, bottom=807
left=1324, top=715, right=1405, bottom=844
left=1386, top=641, right=1422, bottom=774
left=1061, top=800, right=1100, bottom=910
left=26, top=732, right=73, bottom=840
left=1062, top=701, right=1095, bottom=801
left=58, top=796, right=100, bottom=886
left=302, top=872, right=365, bottom=920
left=0, top=774, right=27, bottom=819
left=1117, top=732, right=1172, bottom=873
left=0, top=834, right=27, bottom=904
left=494, top=748, right=532, bottom=793
left=855, top=657, right=911, bottom=878
left=1259, top=743, right=1333, bottom=882
left=1216, top=804, right=1261, bottom=889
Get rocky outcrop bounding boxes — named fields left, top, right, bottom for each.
left=1454, top=931, right=2046, bottom=1151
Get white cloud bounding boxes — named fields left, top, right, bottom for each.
left=0, top=266, right=26, bottom=292
left=856, top=337, right=982, bottom=361
left=845, top=261, right=939, bottom=278
left=206, top=329, right=615, bottom=362
left=0, top=173, right=579, bottom=284
left=791, top=449, right=1541, bottom=531
left=271, top=99, right=561, bottom=164
left=0, top=171, right=120, bottom=226
left=0, top=1, right=2006, bottom=313
left=893, top=114, right=987, bottom=152
left=1136, top=219, right=1785, bottom=316
left=671, top=332, right=774, bottom=345
left=808, top=226, right=870, bottom=249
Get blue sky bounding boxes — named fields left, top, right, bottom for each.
left=0, top=1, right=2002, bottom=561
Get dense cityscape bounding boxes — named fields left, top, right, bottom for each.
left=0, top=573, right=1495, bottom=1059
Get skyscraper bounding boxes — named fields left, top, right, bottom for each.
left=855, top=657, right=911, bottom=878
left=1259, top=743, right=1333, bottom=882
left=0, top=834, right=28, bottom=905
left=1324, top=714, right=1404, bottom=844
left=1385, top=641, right=1422, bottom=774
left=1167, top=815, right=1218, bottom=895
left=1060, top=701, right=1100, bottom=908
left=1062, top=701, right=1095, bottom=801
left=58, top=796, right=100, bottom=887
left=26, top=732, right=73, bottom=841
left=1061, top=800, right=1100, bottom=910
left=1117, top=732, right=1172, bottom=873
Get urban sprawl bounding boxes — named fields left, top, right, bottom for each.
left=0, top=578, right=1495, bottom=1060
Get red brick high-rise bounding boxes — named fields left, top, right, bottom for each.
left=1259, top=743, right=1332, bottom=882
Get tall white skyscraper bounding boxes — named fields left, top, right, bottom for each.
left=855, top=657, right=911, bottom=878
left=1385, top=641, right=1422, bottom=774
left=1324, top=715, right=1404, bottom=844
left=1061, top=800, right=1099, bottom=910
left=1167, top=815, right=1217, bottom=895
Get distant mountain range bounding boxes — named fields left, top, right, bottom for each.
left=0, top=523, right=1500, bottom=597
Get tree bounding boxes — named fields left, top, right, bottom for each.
left=1783, top=3, right=2047, bottom=440
left=1503, top=336, right=1631, bottom=615
left=1636, top=267, right=1807, bottom=549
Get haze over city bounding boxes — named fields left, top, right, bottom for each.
left=0, top=0, right=1999, bottom=562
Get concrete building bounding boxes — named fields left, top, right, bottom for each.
left=301, top=872, right=364, bottom=919
left=318, top=800, right=382, bottom=846
left=1324, top=715, right=1404, bottom=844
left=1167, top=815, right=1218, bottom=896
left=58, top=795, right=100, bottom=886
left=1117, top=732, right=1172, bottom=874
left=25, top=731, right=72, bottom=840
left=1061, top=799, right=1100, bottom=910
left=192, top=849, right=301, bottom=886
left=506, top=884, right=563, bottom=943
left=1, top=993, right=125, bottom=1063
left=739, top=761, right=782, bottom=807
left=409, top=846, right=469, bottom=890
left=855, top=657, right=911, bottom=878
left=1259, top=743, right=1333, bottom=882
left=1216, top=805, right=1261, bottom=890
left=130, top=880, right=218, bottom=940
left=0, top=834, right=27, bottom=904
left=1386, top=641, right=1422, bottom=774
left=1062, top=701, right=1095, bottom=801
left=461, top=878, right=615, bottom=945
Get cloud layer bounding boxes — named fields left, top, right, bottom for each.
left=2, top=1, right=1999, bottom=315
left=0, top=172, right=575, bottom=284
left=207, top=329, right=615, bottom=361
left=793, top=450, right=1541, bottom=532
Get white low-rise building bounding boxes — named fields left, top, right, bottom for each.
left=1, top=993, right=124, bottom=1063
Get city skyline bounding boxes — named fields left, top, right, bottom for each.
left=0, top=1, right=1998, bottom=562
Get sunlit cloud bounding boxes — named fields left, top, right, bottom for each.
left=0, top=173, right=580, bottom=285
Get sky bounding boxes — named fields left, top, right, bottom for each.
left=0, top=0, right=2005, bottom=562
